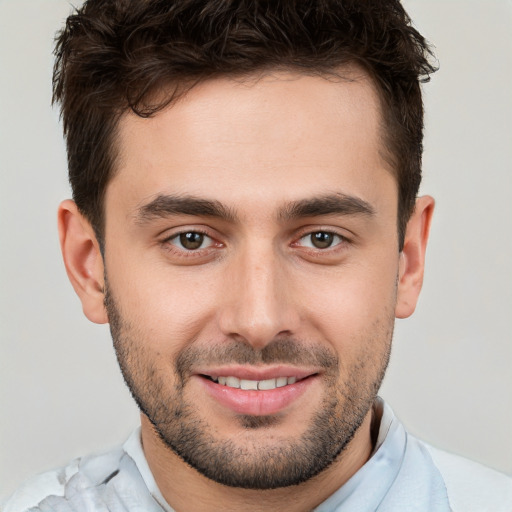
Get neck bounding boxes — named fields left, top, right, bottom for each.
left=140, top=408, right=376, bottom=512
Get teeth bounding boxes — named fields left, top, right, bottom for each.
left=225, top=376, right=240, bottom=388
left=276, top=377, right=288, bottom=388
left=240, top=379, right=258, bottom=390
left=213, top=376, right=299, bottom=390
left=258, top=378, right=277, bottom=390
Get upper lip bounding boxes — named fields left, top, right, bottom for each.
left=195, top=365, right=319, bottom=381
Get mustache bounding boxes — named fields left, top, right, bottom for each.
left=176, top=337, right=339, bottom=380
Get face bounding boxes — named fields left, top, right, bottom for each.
left=102, top=71, right=401, bottom=489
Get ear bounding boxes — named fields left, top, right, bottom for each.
left=58, top=199, right=108, bottom=324
left=395, top=195, right=435, bottom=319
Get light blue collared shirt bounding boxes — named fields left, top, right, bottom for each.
left=4, top=400, right=512, bottom=511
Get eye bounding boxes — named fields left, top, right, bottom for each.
left=169, top=231, right=214, bottom=251
left=298, top=231, right=344, bottom=249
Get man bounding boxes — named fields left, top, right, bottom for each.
left=3, top=0, right=511, bottom=510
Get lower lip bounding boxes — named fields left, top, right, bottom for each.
left=199, top=376, right=316, bottom=416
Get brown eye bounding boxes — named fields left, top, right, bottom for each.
left=311, top=232, right=334, bottom=248
left=299, top=231, right=343, bottom=249
left=172, top=232, right=209, bottom=250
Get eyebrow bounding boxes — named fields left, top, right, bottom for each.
left=135, top=194, right=236, bottom=224
left=278, top=193, right=375, bottom=221
left=134, top=192, right=375, bottom=225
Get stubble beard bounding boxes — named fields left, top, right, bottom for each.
left=104, top=281, right=393, bottom=490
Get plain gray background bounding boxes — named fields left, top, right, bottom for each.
left=1, top=0, right=511, bottom=501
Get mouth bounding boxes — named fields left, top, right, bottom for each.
left=202, top=374, right=300, bottom=390
left=196, top=368, right=319, bottom=416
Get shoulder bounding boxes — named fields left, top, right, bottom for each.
left=1, top=459, right=80, bottom=512
left=422, top=442, right=512, bottom=512
left=1, top=446, right=126, bottom=512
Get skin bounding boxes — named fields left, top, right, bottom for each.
left=58, top=69, right=434, bottom=511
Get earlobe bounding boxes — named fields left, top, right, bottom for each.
left=58, top=200, right=108, bottom=324
left=395, top=195, right=435, bottom=319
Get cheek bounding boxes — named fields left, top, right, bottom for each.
left=298, top=255, right=398, bottom=343
left=107, top=261, right=223, bottom=350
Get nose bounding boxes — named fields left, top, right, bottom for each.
left=217, top=244, right=300, bottom=350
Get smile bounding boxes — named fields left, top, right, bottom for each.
left=198, top=370, right=318, bottom=416
left=208, top=375, right=298, bottom=390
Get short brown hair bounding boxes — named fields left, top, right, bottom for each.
left=53, top=0, right=436, bottom=249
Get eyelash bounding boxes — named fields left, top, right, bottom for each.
left=161, top=229, right=220, bottom=257
left=295, top=231, right=346, bottom=250
left=160, top=228, right=350, bottom=259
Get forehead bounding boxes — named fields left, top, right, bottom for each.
left=110, top=70, right=395, bottom=218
